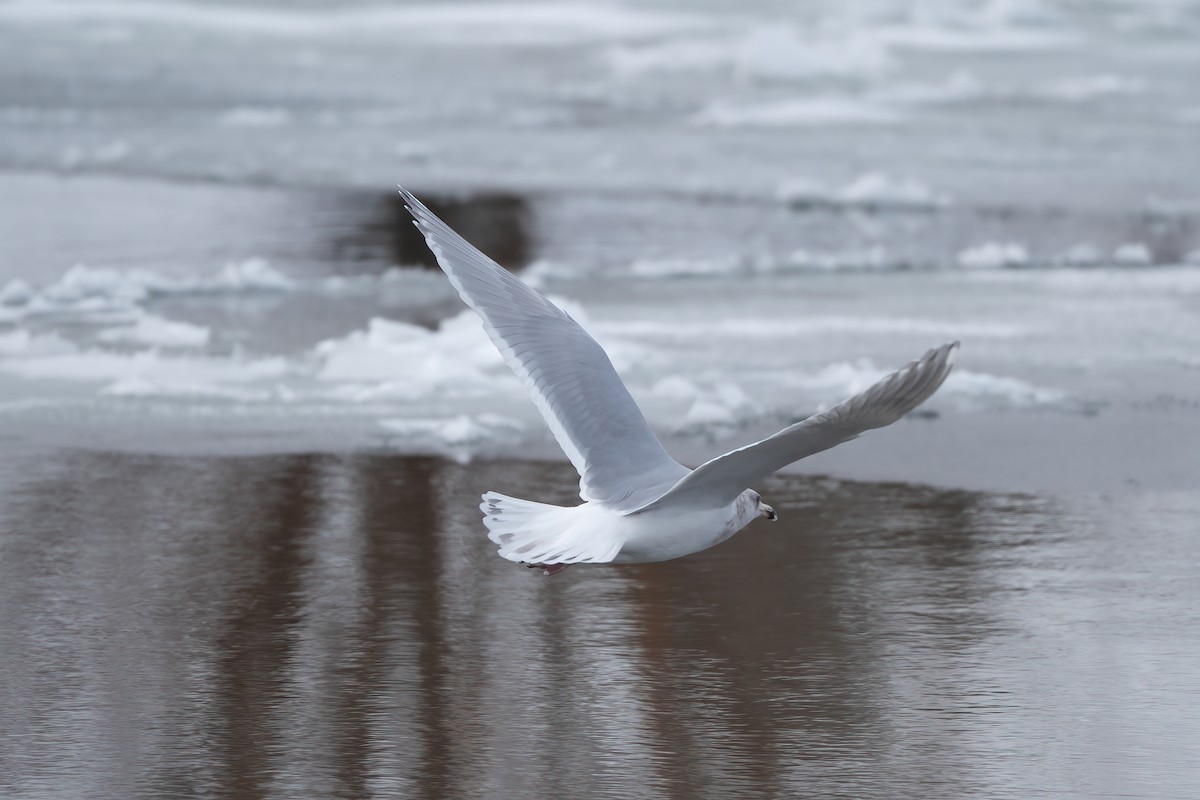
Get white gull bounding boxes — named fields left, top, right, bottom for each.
left=401, top=188, right=958, bottom=575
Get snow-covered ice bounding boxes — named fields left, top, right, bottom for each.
left=777, top=173, right=952, bottom=210
left=0, top=0, right=1197, bottom=486
left=957, top=242, right=1030, bottom=270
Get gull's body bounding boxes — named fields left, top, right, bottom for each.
left=401, top=188, right=958, bottom=574
left=482, top=486, right=758, bottom=567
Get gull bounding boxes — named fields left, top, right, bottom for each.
left=401, top=188, right=958, bottom=575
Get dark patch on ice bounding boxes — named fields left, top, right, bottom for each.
left=329, top=190, right=533, bottom=273
left=0, top=174, right=538, bottom=282
left=1135, top=207, right=1199, bottom=265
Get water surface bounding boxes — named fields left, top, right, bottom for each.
left=2, top=449, right=1196, bottom=799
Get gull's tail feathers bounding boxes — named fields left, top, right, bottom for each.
left=481, top=492, right=622, bottom=567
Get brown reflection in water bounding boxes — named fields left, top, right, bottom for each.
left=210, top=455, right=322, bottom=799
left=355, top=456, right=452, bottom=799
left=628, top=573, right=785, bottom=800
left=605, top=475, right=1062, bottom=798
left=617, top=484, right=876, bottom=798
left=5, top=450, right=1178, bottom=799
left=329, top=190, right=532, bottom=273
left=317, top=455, right=399, bottom=800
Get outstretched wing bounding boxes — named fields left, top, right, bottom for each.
left=632, top=342, right=958, bottom=514
left=400, top=188, right=687, bottom=510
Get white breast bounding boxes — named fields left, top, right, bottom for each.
left=612, top=496, right=752, bottom=563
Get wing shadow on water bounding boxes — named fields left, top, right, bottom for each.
left=0, top=450, right=1074, bottom=799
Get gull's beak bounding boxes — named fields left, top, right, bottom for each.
left=760, top=503, right=777, bottom=522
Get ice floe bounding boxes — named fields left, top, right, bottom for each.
left=0, top=260, right=294, bottom=321
left=608, top=27, right=892, bottom=82
left=0, top=329, right=75, bottom=357
left=97, top=315, right=212, bottom=348
left=1037, top=74, right=1144, bottom=102
left=0, top=0, right=708, bottom=45
left=314, top=314, right=501, bottom=392
left=791, top=359, right=1065, bottom=413
left=693, top=97, right=901, bottom=128
left=1056, top=243, right=1104, bottom=267
left=957, top=242, right=1031, bottom=270
left=777, top=172, right=953, bottom=210
left=379, top=413, right=526, bottom=463
left=598, top=316, right=1026, bottom=341
left=0, top=344, right=288, bottom=388
left=217, top=107, right=292, bottom=128
left=1111, top=243, right=1154, bottom=267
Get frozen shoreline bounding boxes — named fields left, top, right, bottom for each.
left=1, top=175, right=1196, bottom=497
left=3, top=0, right=1199, bottom=501
left=2, top=397, right=1195, bottom=497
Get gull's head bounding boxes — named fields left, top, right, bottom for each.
left=745, top=490, right=777, bottom=522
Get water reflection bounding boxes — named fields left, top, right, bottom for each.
left=0, top=174, right=535, bottom=283
left=329, top=190, right=533, bottom=273
left=0, top=450, right=1196, bottom=799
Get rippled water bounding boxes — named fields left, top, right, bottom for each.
left=2, top=448, right=1196, bottom=799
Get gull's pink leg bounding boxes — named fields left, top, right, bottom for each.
left=525, top=562, right=571, bottom=576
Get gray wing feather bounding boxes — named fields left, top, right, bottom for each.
left=632, top=342, right=959, bottom=514
left=400, top=188, right=687, bottom=510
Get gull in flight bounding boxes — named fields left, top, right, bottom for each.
left=401, top=188, right=958, bottom=575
